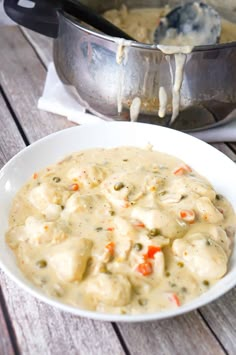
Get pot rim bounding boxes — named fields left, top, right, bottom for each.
left=60, top=10, right=236, bottom=53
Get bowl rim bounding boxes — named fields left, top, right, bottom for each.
left=60, top=11, right=236, bottom=53
left=1, top=121, right=236, bottom=322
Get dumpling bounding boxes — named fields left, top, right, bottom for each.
left=196, top=197, right=224, bottom=223
left=7, top=216, right=67, bottom=247
left=172, top=233, right=228, bottom=280
left=28, top=183, right=62, bottom=211
left=49, top=238, right=93, bottom=282
left=131, top=207, right=185, bottom=239
left=85, top=274, right=131, bottom=307
left=67, top=164, right=106, bottom=188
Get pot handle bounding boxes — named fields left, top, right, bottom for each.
left=3, top=0, right=59, bottom=38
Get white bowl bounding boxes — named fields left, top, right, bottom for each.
left=1, top=121, right=236, bottom=322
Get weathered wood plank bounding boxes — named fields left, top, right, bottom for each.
left=0, top=60, right=125, bottom=355
left=0, top=90, right=26, bottom=165
left=20, top=27, right=53, bottom=68
left=0, top=296, right=15, bottom=355
left=1, top=24, right=236, bottom=355
left=200, top=288, right=236, bottom=355
left=0, top=26, right=74, bottom=143
left=118, top=311, right=225, bottom=355
left=0, top=272, right=124, bottom=355
left=0, top=88, right=25, bottom=355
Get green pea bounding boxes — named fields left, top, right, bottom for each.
left=177, top=261, right=184, bottom=268
left=148, top=228, right=160, bottom=237
left=53, top=176, right=61, bottom=183
left=96, top=227, right=103, bottom=232
left=138, top=299, right=148, bottom=306
left=133, top=243, right=143, bottom=251
left=114, top=182, right=125, bottom=191
left=203, top=280, right=210, bottom=286
left=36, top=260, right=47, bottom=268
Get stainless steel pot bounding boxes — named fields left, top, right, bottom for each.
left=4, top=0, right=236, bottom=131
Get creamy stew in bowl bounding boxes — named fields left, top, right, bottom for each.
left=6, top=147, right=236, bottom=314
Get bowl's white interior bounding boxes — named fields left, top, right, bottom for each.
left=1, top=121, right=236, bottom=322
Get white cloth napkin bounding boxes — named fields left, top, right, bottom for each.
left=38, top=63, right=236, bottom=142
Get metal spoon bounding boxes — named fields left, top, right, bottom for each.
left=154, top=2, right=221, bottom=46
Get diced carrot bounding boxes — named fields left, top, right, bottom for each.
left=33, top=173, right=38, bottom=179
left=105, top=242, right=115, bottom=256
left=145, top=245, right=162, bottom=259
left=107, top=227, right=114, bottom=232
left=134, top=221, right=145, bottom=228
left=122, top=201, right=131, bottom=208
left=179, top=209, right=196, bottom=223
left=173, top=164, right=192, bottom=176
left=69, top=183, right=79, bottom=191
left=137, top=261, right=153, bottom=276
left=168, top=293, right=181, bottom=307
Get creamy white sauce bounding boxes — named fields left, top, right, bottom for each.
left=104, top=6, right=236, bottom=122
left=171, top=53, right=187, bottom=123
left=6, top=147, right=236, bottom=315
left=130, top=97, right=142, bottom=121
left=156, top=46, right=193, bottom=123
left=158, top=86, right=168, bottom=118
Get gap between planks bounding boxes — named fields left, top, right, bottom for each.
left=1, top=25, right=236, bottom=354
left=19, top=26, right=236, bottom=355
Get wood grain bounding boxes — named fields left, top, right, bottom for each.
left=20, top=27, right=53, bottom=68
left=0, top=93, right=20, bottom=355
left=0, top=26, right=74, bottom=143
left=0, top=299, right=14, bottom=355
left=118, top=311, right=225, bottom=355
left=0, top=56, right=124, bottom=354
left=0, top=272, right=125, bottom=355
left=200, top=288, right=236, bottom=355
left=1, top=24, right=236, bottom=355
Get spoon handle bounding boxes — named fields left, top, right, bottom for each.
left=4, top=0, right=135, bottom=40
left=63, top=0, right=135, bottom=40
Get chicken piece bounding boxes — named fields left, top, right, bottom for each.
left=208, top=226, right=231, bottom=256
left=188, top=177, right=216, bottom=201
left=115, top=240, right=132, bottom=261
left=153, top=251, right=165, bottom=278
left=43, top=204, right=62, bottom=221
left=172, top=233, right=228, bottom=280
left=14, top=216, right=67, bottom=245
left=101, top=172, right=144, bottom=208
left=131, top=207, right=185, bottom=239
left=49, top=238, right=93, bottom=282
left=63, top=193, right=92, bottom=214
left=85, top=274, right=131, bottom=307
left=113, top=216, right=135, bottom=239
left=159, top=193, right=183, bottom=204
left=144, top=174, right=165, bottom=193
left=5, top=225, right=28, bottom=249
left=28, top=183, right=62, bottom=211
left=196, top=197, right=224, bottom=223
left=169, top=176, right=216, bottom=201
left=62, top=193, right=111, bottom=222
left=67, top=164, right=106, bottom=188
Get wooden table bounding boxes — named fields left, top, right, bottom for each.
left=1, top=25, right=236, bottom=355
